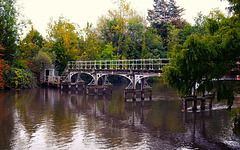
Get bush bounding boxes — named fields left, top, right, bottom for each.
left=4, top=68, right=37, bottom=89
left=13, top=60, right=29, bottom=69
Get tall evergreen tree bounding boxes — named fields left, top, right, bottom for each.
left=0, top=0, right=18, bottom=63
left=147, top=0, right=184, bottom=24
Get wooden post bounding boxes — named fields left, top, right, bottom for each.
left=132, top=90, right=136, bottom=101
left=141, top=78, right=145, bottom=100
left=182, top=98, right=187, bottom=112
left=68, top=83, right=71, bottom=90
left=103, top=86, right=106, bottom=94
left=141, top=90, right=145, bottom=100
left=94, top=86, right=98, bottom=94
left=209, top=99, right=212, bottom=109
left=86, top=86, right=89, bottom=95
left=201, top=99, right=205, bottom=110
left=149, top=89, right=152, bottom=101
left=83, top=84, right=85, bottom=91
left=57, top=76, right=60, bottom=88
left=192, top=99, right=197, bottom=111
left=76, top=84, right=78, bottom=90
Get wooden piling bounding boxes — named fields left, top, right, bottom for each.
left=68, top=83, right=71, bottom=90
left=149, top=90, right=152, bottom=101
left=209, top=99, right=212, bottom=109
left=132, top=91, right=136, bottom=101
left=141, top=90, right=145, bottom=100
left=94, top=87, right=98, bottom=94
left=182, top=98, right=188, bottom=112
left=201, top=99, right=205, bottom=110
left=86, top=86, right=89, bottom=95
left=192, top=99, right=197, bottom=111
left=182, top=94, right=213, bottom=112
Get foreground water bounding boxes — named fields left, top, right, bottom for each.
left=0, top=84, right=240, bottom=150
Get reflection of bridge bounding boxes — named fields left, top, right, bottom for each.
left=61, top=59, right=169, bottom=99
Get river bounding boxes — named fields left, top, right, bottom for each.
left=0, top=84, right=239, bottom=150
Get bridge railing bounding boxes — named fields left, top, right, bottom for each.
left=67, top=58, right=169, bottom=71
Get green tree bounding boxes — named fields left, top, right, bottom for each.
left=80, top=23, right=102, bottom=60
left=46, top=17, right=80, bottom=74
left=163, top=33, right=212, bottom=97
left=97, top=0, right=148, bottom=59
left=163, top=9, right=240, bottom=125
left=143, top=27, right=165, bottom=58
left=101, top=42, right=116, bottom=60
left=30, top=50, right=53, bottom=81
left=228, top=0, right=240, bottom=16
left=0, top=0, right=18, bottom=62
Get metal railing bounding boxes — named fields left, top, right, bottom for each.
left=67, top=58, right=169, bottom=71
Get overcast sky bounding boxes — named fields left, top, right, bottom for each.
left=17, top=0, right=230, bottom=38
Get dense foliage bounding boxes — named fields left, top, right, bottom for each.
left=163, top=8, right=240, bottom=125
left=0, top=0, right=18, bottom=62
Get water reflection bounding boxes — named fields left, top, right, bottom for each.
left=0, top=85, right=239, bottom=149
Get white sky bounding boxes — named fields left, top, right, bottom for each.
left=17, top=0, right=230, bottom=38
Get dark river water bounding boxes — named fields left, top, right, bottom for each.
left=0, top=84, right=240, bottom=150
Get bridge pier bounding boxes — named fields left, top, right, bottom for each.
left=124, top=88, right=152, bottom=101
left=182, top=94, right=213, bottom=112
left=85, top=85, right=112, bottom=95
left=124, top=76, right=153, bottom=101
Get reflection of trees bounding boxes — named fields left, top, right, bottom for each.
left=9, top=88, right=79, bottom=149
left=0, top=91, right=14, bottom=150
left=178, top=110, right=238, bottom=149
left=145, top=100, right=186, bottom=133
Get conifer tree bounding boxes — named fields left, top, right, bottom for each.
left=147, top=0, right=184, bottom=24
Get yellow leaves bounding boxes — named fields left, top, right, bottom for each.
left=115, top=25, right=120, bottom=30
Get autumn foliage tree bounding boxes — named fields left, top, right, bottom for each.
left=0, top=45, right=10, bottom=89
left=46, top=17, right=80, bottom=74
